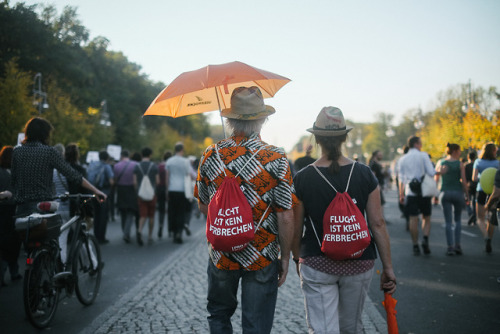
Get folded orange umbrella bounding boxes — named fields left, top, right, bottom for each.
left=382, top=292, right=399, bottom=334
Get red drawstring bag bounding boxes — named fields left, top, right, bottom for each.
left=206, top=145, right=270, bottom=252
left=310, top=163, right=371, bottom=260
left=207, top=177, right=255, bottom=252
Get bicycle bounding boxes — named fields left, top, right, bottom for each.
left=15, top=194, right=103, bottom=328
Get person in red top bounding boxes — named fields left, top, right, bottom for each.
left=156, top=151, right=172, bottom=238
left=195, top=86, right=297, bottom=334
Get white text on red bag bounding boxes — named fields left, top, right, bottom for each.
left=207, top=145, right=270, bottom=252
left=310, top=162, right=371, bottom=260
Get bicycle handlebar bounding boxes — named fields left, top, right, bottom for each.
left=52, top=193, right=96, bottom=201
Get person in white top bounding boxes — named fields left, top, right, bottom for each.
left=165, top=142, right=194, bottom=244
left=398, top=136, right=437, bottom=255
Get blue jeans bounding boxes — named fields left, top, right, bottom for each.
left=207, top=259, right=279, bottom=334
left=441, top=190, right=465, bottom=247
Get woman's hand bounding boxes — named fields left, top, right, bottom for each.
left=95, top=189, right=107, bottom=202
left=0, top=190, right=12, bottom=200
left=380, top=269, right=397, bottom=295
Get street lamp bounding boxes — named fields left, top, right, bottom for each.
left=33, top=73, right=49, bottom=114
left=414, top=119, right=424, bottom=130
left=462, top=79, right=476, bottom=112
left=99, top=99, right=112, bottom=126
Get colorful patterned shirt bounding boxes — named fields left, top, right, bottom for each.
left=195, top=133, right=298, bottom=271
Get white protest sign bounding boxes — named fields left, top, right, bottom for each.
left=86, top=151, right=99, bottom=164
left=107, top=144, right=121, bottom=162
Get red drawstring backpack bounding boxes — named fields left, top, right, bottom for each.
left=206, top=145, right=270, bottom=252
left=309, top=162, right=371, bottom=260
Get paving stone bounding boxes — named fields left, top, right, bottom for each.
left=80, top=223, right=383, bottom=334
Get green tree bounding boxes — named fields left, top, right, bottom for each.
left=0, top=59, right=36, bottom=146
left=40, top=81, right=98, bottom=153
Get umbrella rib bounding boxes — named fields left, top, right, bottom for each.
left=253, top=80, right=272, bottom=97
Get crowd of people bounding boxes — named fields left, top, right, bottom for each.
left=0, top=117, right=199, bottom=287
left=0, top=86, right=498, bottom=333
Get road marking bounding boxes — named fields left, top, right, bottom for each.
left=440, top=224, right=478, bottom=237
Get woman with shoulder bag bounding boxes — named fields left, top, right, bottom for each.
left=291, top=107, right=396, bottom=334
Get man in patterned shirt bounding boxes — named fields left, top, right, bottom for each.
left=194, top=87, right=297, bottom=334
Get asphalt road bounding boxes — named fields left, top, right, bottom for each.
left=367, top=189, right=500, bottom=333
left=0, top=212, right=205, bottom=333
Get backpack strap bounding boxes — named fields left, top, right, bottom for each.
left=307, top=215, right=322, bottom=247
left=214, top=144, right=263, bottom=177
left=312, top=162, right=356, bottom=193
left=139, top=162, right=153, bottom=176
left=214, top=144, right=271, bottom=227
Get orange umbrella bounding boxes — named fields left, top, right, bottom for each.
left=143, top=61, right=291, bottom=118
left=382, top=292, right=399, bottom=334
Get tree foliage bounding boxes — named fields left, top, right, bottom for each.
left=0, top=59, right=36, bottom=146
left=0, top=2, right=211, bottom=160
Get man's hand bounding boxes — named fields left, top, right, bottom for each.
left=278, top=258, right=289, bottom=287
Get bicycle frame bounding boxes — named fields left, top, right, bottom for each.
left=19, top=193, right=101, bottom=329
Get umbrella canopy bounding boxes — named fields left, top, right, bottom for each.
left=143, top=61, right=291, bottom=118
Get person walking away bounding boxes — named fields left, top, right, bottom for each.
left=165, top=142, right=191, bottom=244
left=291, top=107, right=396, bottom=334
left=195, top=86, right=296, bottom=334
left=11, top=117, right=106, bottom=229
left=484, top=168, right=500, bottom=284
left=394, top=145, right=410, bottom=230
left=114, top=150, right=138, bottom=244
left=472, top=142, right=499, bottom=253
left=133, top=147, right=159, bottom=246
left=398, top=136, right=437, bottom=255
left=183, top=155, right=197, bottom=236
left=87, top=150, right=114, bottom=244
left=294, top=145, right=315, bottom=172
left=157, top=151, right=172, bottom=238
left=370, top=150, right=389, bottom=221
left=465, top=151, right=478, bottom=225
left=0, top=146, right=21, bottom=284
left=52, top=144, right=72, bottom=264
left=434, top=143, right=468, bottom=255
left=65, top=143, right=89, bottom=215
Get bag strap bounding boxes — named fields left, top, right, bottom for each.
left=307, top=215, right=322, bottom=247
left=214, top=144, right=272, bottom=226
left=116, top=161, right=131, bottom=183
left=139, top=162, right=153, bottom=176
left=312, top=162, right=356, bottom=193
left=95, top=163, right=106, bottom=187
left=214, top=144, right=263, bottom=177
left=255, top=203, right=272, bottom=231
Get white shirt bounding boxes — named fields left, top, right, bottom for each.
left=165, top=155, right=191, bottom=192
left=398, top=148, right=436, bottom=196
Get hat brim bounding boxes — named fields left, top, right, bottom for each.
left=306, top=126, right=353, bottom=137
left=221, top=105, right=275, bottom=120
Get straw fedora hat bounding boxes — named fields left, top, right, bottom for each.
left=221, top=86, right=275, bottom=120
left=307, top=106, right=353, bottom=136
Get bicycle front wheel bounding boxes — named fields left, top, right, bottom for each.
left=73, top=234, right=102, bottom=305
left=23, top=248, right=59, bottom=329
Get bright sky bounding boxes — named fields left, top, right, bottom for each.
left=20, top=0, right=500, bottom=151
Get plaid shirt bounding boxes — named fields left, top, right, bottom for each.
left=195, top=133, right=298, bottom=271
